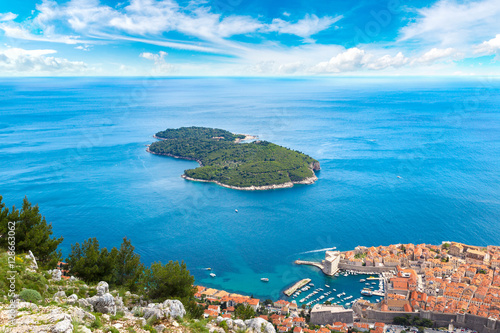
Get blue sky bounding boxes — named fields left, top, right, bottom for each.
left=0, top=0, right=499, bottom=76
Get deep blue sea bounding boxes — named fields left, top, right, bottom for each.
left=1, top=77, right=499, bottom=302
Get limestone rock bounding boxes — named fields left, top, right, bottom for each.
left=18, top=301, right=39, bottom=311
left=66, top=294, right=78, bottom=305
left=80, top=327, right=92, bottom=333
left=245, top=317, right=276, bottom=333
left=77, top=298, right=93, bottom=312
left=155, top=324, right=166, bottom=332
left=86, top=293, right=116, bottom=315
left=96, top=281, right=109, bottom=296
left=51, top=318, right=73, bottom=333
left=52, top=269, right=62, bottom=281
left=143, top=307, right=163, bottom=321
left=163, top=299, right=186, bottom=318
left=233, top=319, right=246, bottom=330
left=54, top=291, right=66, bottom=299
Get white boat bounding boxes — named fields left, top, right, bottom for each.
left=235, top=209, right=238, bottom=213
left=261, top=278, right=269, bottom=282
left=325, top=284, right=330, bottom=288
left=360, top=279, right=366, bottom=282
left=210, top=273, right=216, bottom=277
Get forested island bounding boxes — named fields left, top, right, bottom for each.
left=147, top=126, right=320, bottom=190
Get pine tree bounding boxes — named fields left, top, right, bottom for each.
left=113, top=237, right=144, bottom=291
left=0, top=196, right=62, bottom=268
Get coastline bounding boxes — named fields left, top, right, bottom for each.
left=147, top=132, right=319, bottom=191
left=181, top=173, right=317, bottom=191
left=234, top=134, right=258, bottom=143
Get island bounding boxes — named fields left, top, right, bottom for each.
left=147, top=126, right=320, bottom=190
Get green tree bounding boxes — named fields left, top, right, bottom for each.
left=234, top=304, right=255, bottom=320
left=113, top=237, right=144, bottom=291
left=0, top=196, right=63, bottom=268
left=142, top=260, right=195, bottom=302
left=67, top=238, right=115, bottom=283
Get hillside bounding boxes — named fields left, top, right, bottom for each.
left=148, top=127, right=320, bottom=189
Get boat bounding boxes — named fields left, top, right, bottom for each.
left=359, top=279, right=366, bottom=282
left=361, top=288, right=373, bottom=296
left=205, top=268, right=212, bottom=270
left=261, top=278, right=269, bottom=282
left=325, top=284, right=330, bottom=288
left=210, top=273, right=216, bottom=277
left=367, top=276, right=379, bottom=280
left=235, top=209, right=238, bottom=213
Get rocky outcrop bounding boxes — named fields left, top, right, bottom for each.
left=85, top=281, right=116, bottom=315
left=245, top=317, right=276, bottom=333
left=51, top=316, right=73, bottom=333
left=310, top=161, right=321, bottom=171
left=163, top=299, right=186, bottom=318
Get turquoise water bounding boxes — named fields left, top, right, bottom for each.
left=1, top=77, right=499, bottom=301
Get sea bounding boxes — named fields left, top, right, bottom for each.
left=1, top=77, right=499, bottom=303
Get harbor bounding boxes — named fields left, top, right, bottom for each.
left=284, top=270, right=386, bottom=309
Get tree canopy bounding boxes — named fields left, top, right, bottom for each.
left=0, top=196, right=63, bottom=268
left=149, top=126, right=320, bottom=188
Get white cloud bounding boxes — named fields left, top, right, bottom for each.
left=268, top=14, right=342, bottom=39
left=140, top=50, right=175, bottom=73
left=474, top=34, right=500, bottom=54
left=0, top=47, right=88, bottom=73
left=412, top=47, right=458, bottom=65
left=75, top=44, right=91, bottom=51
left=0, top=12, right=17, bottom=21
left=311, top=48, right=409, bottom=73
left=400, top=0, right=500, bottom=47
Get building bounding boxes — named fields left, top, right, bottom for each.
left=310, top=304, right=354, bottom=325
left=322, top=251, right=341, bottom=275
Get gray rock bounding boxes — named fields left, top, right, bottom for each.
left=77, top=298, right=93, bottom=312
left=51, top=318, right=73, bottom=333
left=52, top=269, right=62, bottom=281
left=17, top=301, right=39, bottom=311
left=155, top=324, right=167, bottom=332
left=80, top=327, right=91, bottom=333
left=54, top=291, right=66, bottom=299
left=71, top=307, right=95, bottom=322
left=86, top=293, right=116, bottom=315
left=233, top=319, right=246, bottom=331
left=143, top=307, right=163, bottom=321
left=66, top=294, right=78, bottom=305
left=125, top=291, right=132, bottom=297
left=96, top=281, right=109, bottom=296
left=245, top=318, right=276, bottom=333
left=220, top=318, right=234, bottom=329
left=163, top=299, right=186, bottom=318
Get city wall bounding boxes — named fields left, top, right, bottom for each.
left=363, top=309, right=500, bottom=333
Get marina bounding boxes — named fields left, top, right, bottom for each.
left=284, top=270, right=385, bottom=309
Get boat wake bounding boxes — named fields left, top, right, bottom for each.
left=298, top=247, right=336, bottom=254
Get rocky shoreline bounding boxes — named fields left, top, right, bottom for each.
left=181, top=170, right=318, bottom=191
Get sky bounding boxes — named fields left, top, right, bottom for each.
left=0, top=0, right=499, bottom=76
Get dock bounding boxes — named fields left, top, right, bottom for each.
left=295, top=260, right=324, bottom=270
left=284, top=278, right=312, bottom=296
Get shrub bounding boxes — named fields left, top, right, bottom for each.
left=19, top=289, right=42, bottom=303
left=143, top=325, right=157, bottom=333
left=90, top=317, right=103, bottom=329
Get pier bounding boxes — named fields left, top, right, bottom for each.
left=295, top=260, right=324, bottom=270
left=284, top=278, right=312, bottom=296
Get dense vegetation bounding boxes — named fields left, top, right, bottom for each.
left=0, top=196, right=63, bottom=268
left=0, top=196, right=202, bottom=318
left=149, top=126, right=320, bottom=188
left=156, top=127, right=245, bottom=142
left=393, top=314, right=433, bottom=328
